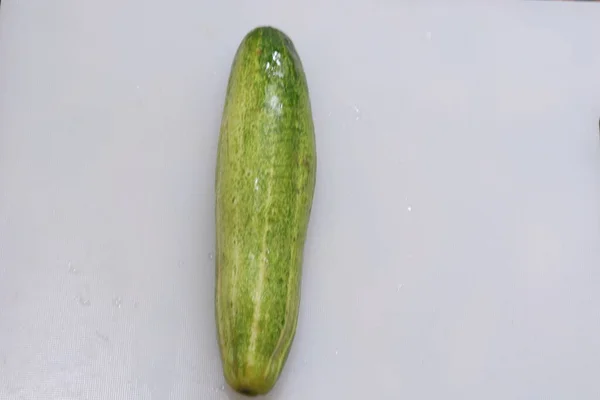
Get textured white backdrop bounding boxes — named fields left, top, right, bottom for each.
left=1, top=1, right=600, bottom=399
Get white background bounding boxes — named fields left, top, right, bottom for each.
left=1, top=1, right=600, bottom=399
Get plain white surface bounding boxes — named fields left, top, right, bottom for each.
left=2, top=1, right=600, bottom=399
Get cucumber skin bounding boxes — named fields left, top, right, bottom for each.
left=215, top=26, right=316, bottom=396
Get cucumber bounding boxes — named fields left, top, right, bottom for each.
left=214, top=26, right=317, bottom=396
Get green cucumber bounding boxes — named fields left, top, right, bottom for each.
left=214, top=26, right=317, bottom=396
